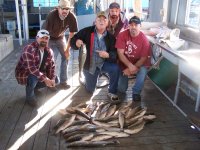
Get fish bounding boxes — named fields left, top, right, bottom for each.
left=106, top=104, right=117, bottom=117
left=95, top=102, right=106, bottom=118
left=63, top=123, right=97, bottom=134
left=65, top=133, right=95, bottom=142
left=98, top=131, right=129, bottom=138
left=98, top=111, right=107, bottom=119
left=78, top=44, right=87, bottom=81
left=67, top=140, right=120, bottom=147
left=126, top=106, right=142, bottom=119
left=134, top=107, right=147, bottom=118
left=75, top=108, right=91, bottom=120
left=124, top=121, right=145, bottom=134
left=103, top=127, right=124, bottom=132
left=143, top=114, right=156, bottom=121
left=95, top=114, right=118, bottom=122
left=128, top=117, right=144, bottom=129
left=100, top=103, right=111, bottom=114
left=108, top=119, right=119, bottom=124
left=91, top=135, right=113, bottom=142
left=75, top=102, right=87, bottom=108
left=65, top=107, right=76, bottom=114
left=65, top=133, right=86, bottom=142
left=53, top=118, right=67, bottom=130
left=58, top=109, right=68, bottom=115
left=75, top=114, right=89, bottom=121
left=119, top=112, right=125, bottom=129
left=69, top=120, right=89, bottom=127
left=55, top=114, right=76, bottom=134
left=92, top=119, right=116, bottom=128
left=81, top=133, right=95, bottom=141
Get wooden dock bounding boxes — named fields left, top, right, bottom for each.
left=0, top=41, right=200, bottom=150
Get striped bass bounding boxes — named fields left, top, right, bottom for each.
left=91, top=135, right=113, bottom=141
left=124, top=121, right=145, bottom=134
left=119, top=112, right=125, bottom=129
left=98, top=131, right=129, bottom=137
left=67, top=140, right=119, bottom=147
left=55, top=114, right=76, bottom=134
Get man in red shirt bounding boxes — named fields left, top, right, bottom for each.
left=15, top=30, right=56, bottom=107
left=115, top=16, right=151, bottom=102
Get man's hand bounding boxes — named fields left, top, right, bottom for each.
left=44, top=78, right=55, bottom=87
left=128, top=63, right=138, bottom=74
left=96, top=50, right=109, bottom=58
left=123, top=66, right=138, bottom=76
left=76, top=39, right=83, bottom=48
left=123, top=68, right=132, bottom=76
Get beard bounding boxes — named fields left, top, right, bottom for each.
left=39, top=41, right=47, bottom=47
left=110, top=15, right=119, bottom=24
left=59, top=12, right=68, bottom=20
left=110, top=15, right=118, bottom=19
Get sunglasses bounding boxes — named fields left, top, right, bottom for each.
left=40, top=32, right=49, bottom=36
left=60, top=7, right=70, bottom=11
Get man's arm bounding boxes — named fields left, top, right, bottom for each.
left=117, top=48, right=138, bottom=74
left=65, top=32, right=75, bottom=59
left=135, top=57, right=148, bottom=68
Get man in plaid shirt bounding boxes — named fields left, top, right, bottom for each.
left=15, top=29, right=56, bottom=107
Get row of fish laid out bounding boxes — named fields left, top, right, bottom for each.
left=54, top=101, right=156, bottom=147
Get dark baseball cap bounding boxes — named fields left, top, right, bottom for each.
left=129, top=16, right=141, bottom=24
left=109, top=2, right=120, bottom=9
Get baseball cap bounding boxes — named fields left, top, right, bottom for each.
left=58, top=0, right=74, bottom=9
left=37, top=29, right=50, bottom=38
left=129, top=16, right=141, bottom=24
left=97, top=11, right=108, bottom=18
left=109, top=2, right=120, bottom=9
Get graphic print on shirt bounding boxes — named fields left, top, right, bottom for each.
left=125, top=40, right=137, bottom=58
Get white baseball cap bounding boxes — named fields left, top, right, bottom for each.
left=37, top=29, right=50, bottom=38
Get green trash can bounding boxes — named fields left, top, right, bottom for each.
left=148, top=58, right=178, bottom=90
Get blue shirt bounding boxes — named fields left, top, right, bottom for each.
left=89, top=28, right=107, bottom=74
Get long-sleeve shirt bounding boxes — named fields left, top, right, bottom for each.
left=15, top=41, right=55, bottom=85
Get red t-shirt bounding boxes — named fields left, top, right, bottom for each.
left=115, top=29, right=151, bottom=70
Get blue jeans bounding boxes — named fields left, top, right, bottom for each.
left=26, top=74, right=58, bottom=101
left=49, top=38, right=68, bottom=84
left=83, top=62, right=119, bottom=94
left=118, top=66, right=148, bottom=95
left=26, top=74, right=46, bottom=101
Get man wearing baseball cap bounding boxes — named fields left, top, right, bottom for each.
left=15, top=29, right=56, bottom=107
left=71, top=11, right=120, bottom=101
left=43, top=0, right=78, bottom=89
left=107, top=2, right=129, bottom=38
left=115, top=16, right=151, bottom=104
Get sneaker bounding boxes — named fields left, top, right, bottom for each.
left=132, top=94, right=141, bottom=101
left=59, top=82, right=71, bottom=89
left=34, top=89, right=43, bottom=96
left=107, top=93, right=119, bottom=101
left=48, top=86, right=58, bottom=92
left=26, top=99, right=38, bottom=107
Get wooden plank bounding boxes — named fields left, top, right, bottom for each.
left=0, top=84, right=25, bottom=150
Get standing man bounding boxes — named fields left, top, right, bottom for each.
left=70, top=11, right=120, bottom=101
left=15, top=30, right=56, bottom=107
left=115, top=16, right=151, bottom=102
left=44, top=0, right=78, bottom=89
left=107, top=2, right=129, bottom=38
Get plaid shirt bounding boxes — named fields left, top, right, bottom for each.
left=15, top=41, right=55, bottom=85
